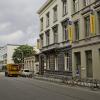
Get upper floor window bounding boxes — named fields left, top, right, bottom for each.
left=52, top=26, right=58, bottom=43
left=40, top=34, right=44, bottom=48
left=73, top=0, right=79, bottom=13
left=74, top=20, right=79, bottom=40
left=84, top=16, right=90, bottom=37
left=62, top=0, right=68, bottom=16
left=97, top=11, right=100, bottom=33
left=40, top=18, right=43, bottom=31
left=84, top=0, right=91, bottom=6
left=45, top=31, right=50, bottom=46
left=62, top=22, right=68, bottom=41
left=53, top=5, right=58, bottom=22
left=46, top=12, right=50, bottom=27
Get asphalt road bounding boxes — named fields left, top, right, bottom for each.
left=0, top=73, right=100, bottom=100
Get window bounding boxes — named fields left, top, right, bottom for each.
left=73, top=0, right=79, bottom=12
left=46, top=12, right=50, bottom=27
left=74, top=20, right=79, bottom=40
left=84, top=16, right=90, bottom=37
left=97, top=11, right=100, bottom=33
left=66, top=53, right=70, bottom=71
left=46, top=31, right=50, bottom=46
left=62, top=0, right=67, bottom=16
left=86, top=50, right=93, bottom=78
left=84, top=0, right=91, bottom=6
left=62, top=24, right=68, bottom=41
left=53, top=6, right=57, bottom=22
left=49, top=55, right=55, bottom=70
left=53, top=26, right=58, bottom=43
left=40, top=34, right=43, bottom=48
left=40, top=18, right=43, bottom=31
left=57, top=53, right=65, bottom=71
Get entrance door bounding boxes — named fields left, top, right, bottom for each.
left=86, top=51, right=93, bottom=78
left=75, top=52, right=81, bottom=77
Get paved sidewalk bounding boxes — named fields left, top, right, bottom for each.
left=33, top=75, right=100, bottom=92
left=34, top=75, right=63, bottom=83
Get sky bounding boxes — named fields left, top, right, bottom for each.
left=0, top=0, right=46, bottom=46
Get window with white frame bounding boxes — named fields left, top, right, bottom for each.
left=40, top=18, right=43, bottom=31
left=62, top=24, right=68, bottom=41
left=74, top=20, right=79, bottom=40
left=46, top=12, right=50, bottom=27
left=84, top=16, right=90, bottom=37
left=40, top=34, right=43, bottom=48
left=84, top=0, right=91, bottom=6
left=46, top=31, right=50, bottom=46
left=53, top=26, right=58, bottom=43
left=73, top=0, right=79, bottom=12
left=97, top=11, right=100, bottom=33
left=65, top=53, right=70, bottom=71
left=53, top=5, right=57, bottom=22
left=62, top=0, right=68, bottom=16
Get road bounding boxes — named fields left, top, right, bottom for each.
left=0, top=73, right=100, bottom=100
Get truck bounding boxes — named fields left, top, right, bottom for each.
left=5, top=64, right=20, bottom=77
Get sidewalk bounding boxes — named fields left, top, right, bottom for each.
left=34, top=75, right=63, bottom=83
left=33, top=75, right=100, bottom=91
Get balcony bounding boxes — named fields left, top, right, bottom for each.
left=40, top=43, right=59, bottom=52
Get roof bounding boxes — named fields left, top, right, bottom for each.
left=37, top=0, right=53, bottom=14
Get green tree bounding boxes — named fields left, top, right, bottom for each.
left=12, top=45, right=36, bottom=64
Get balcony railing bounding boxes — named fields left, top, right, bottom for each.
left=40, top=43, right=59, bottom=52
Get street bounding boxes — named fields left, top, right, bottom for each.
left=0, top=74, right=100, bottom=100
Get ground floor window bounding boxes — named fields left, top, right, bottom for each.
left=57, top=53, right=65, bottom=71
left=49, top=55, right=55, bottom=70
left=85, top=50, right=93, bottom=78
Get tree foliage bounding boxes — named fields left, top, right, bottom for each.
left=12, top=45, right=36, bottom=64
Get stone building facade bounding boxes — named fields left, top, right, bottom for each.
left=38, top=0, right=100, bottom=80
left=38, top=0, right=72, bottom=76
left=72, top=0, right=100, bottom=80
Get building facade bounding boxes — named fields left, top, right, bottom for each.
left=0, top=44, right=20, bottom=69
left=24, top=46, right=40, bottom=74
left=72, top=0, right=100, bottom=80
left=38, top=0, right=72, bottom=76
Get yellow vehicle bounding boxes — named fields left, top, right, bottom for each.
left=5, top=64, right=20, bottom=77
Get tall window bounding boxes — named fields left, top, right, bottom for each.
left=84, top=0, right=91, bottom=6
left=53, top=26, right=58, bottom=43
left=49, top=55, right=55, bottom=70
left=40, top=34, right=43, bottom=48
left=74, top=20, right=79, bottom=40
left=46, top=12, right=50, bottom=27
left=57, top=53, right=65, bottom=71
left=63, top=24, right=68, bottom=41
left=62, top=0, right=67, bottom=16
left=46, top=31, right=50, bottom=46
left=73, top=0, right=79, bottom=12
left=66, top=53, right=70, bottom=71
left=40, top=18, right=43, bottom=31
left=53, top=6, right=57, bottom=22
left=86, top=50, right=93, bottom=78
left=98, top=11, right=100, bottom=33
left=84, top=16, right=90, bottom=37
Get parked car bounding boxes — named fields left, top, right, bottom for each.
left=20, top=69, right=33, bottom=78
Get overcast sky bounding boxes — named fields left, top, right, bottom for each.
left=0, top=0, right=46, bottom=46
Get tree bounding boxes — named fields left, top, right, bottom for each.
left=12, top=45, right=36, bottom=64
